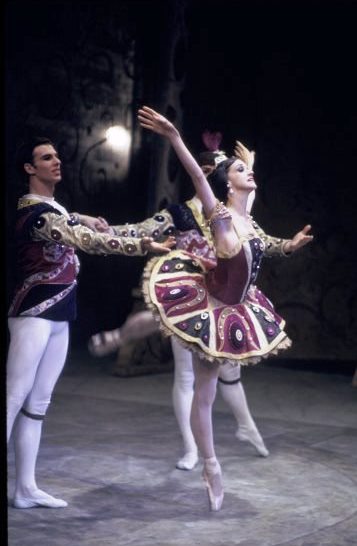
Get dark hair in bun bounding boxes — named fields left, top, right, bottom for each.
left=207, top=157, right=236, bottom=202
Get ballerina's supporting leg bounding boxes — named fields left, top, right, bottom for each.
left=191, top=355, right=224, bottom=511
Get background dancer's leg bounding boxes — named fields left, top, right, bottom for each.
left=218, top=365, right=269, bottom=457
left=89, top=310, right=158, bottom=357
left=171, top=338, right=198, bottom=470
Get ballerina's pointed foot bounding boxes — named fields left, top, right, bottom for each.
left=176, top=451, right=198, bottom=471
left=236, top=425, right=269, bottom=457
left=88, top=329, right=121, bottom=357
left=13, top=489, right=68, bottom=509
left=202, top=457, right=224, bottom=512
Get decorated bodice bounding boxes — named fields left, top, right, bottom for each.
left=206, top=237, right=265, bottom=305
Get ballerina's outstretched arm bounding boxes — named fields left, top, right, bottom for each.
left=138, top=106, right=217, bottom=218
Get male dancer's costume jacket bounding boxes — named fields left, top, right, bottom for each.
left=111, top=197, right=291, bottom=265
left=8, top=195, right=149, bottom=321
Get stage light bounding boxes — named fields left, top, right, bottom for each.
left=79, top=125, right=132, bottom=195
left=105, top=125, right=131, bottom=153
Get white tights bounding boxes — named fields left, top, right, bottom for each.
left=171, top=337, right=197, bottom=455
left=7, top=317, right=69, bottom=497
left=172, top=338, right=261, bottom=459
left=218, top=365, right=256, bottom=430
left=102, top=311, right=265, bottom=461
left=191, top=354, right=220, bottom=459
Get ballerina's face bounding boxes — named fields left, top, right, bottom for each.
left=227, top=159, right=256, bottom=192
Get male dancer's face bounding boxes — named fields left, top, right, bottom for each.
left=25, top=144, right=62, bottom=186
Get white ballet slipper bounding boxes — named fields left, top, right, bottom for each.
left=13, top=491, right=68, bottom=509
left=176, top=451, right=199, bottom=471
left=236, top=425, right=269, bottom=457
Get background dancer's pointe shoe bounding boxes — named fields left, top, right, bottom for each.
left=88, top=329, right=121, bottom=357
left=13, top=490, right=68, bottom=509
left=202, top=457, right=224, bottom=511
left=236, top=425, right=269, bottom=457
left=176, top=451, right=198, bottom=471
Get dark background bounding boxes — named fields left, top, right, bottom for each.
left=5, top=0, right=357, bottom=365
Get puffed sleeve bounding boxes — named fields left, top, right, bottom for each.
left=252, top=220, right=291, bottom=257
left=32, top=212, right=148, bottom=256
left=110, top=209, right=175, bottom=240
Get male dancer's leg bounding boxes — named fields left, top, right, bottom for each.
left=7, top=317, right=52, bottom=441
left=218, top=365, right=269, bottom=457
left=89, top=310, right=158, bottom=356
left=171, top=338, right=198, bottom=470
left=8, top=318, right=69, bottom=508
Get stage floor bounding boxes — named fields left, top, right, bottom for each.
left=7, top=352, right=357, bottom=546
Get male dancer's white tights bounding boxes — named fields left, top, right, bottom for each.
left=7, top=317, right=69, bottom=499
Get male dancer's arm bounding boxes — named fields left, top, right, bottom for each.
left=32, top=211, right=172, bottom=256
left=110, top=209, right=175, bottom=241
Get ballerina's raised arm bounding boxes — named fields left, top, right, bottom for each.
left=138, top=106, right=217, bottom=218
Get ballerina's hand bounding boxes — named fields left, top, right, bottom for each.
left=141, top=235, right=176, bottom=254
left=285, top=224, right=314, bottom=253
left=160, top=235, right=176, bottom=250
left=138, top=106, right=178, bottom=138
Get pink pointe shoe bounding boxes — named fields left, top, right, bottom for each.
left=202, top=457, right=224, bottom=512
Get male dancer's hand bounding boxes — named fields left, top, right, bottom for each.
left=141, top=235, right=176, bottom=254
left=76, top=214, right=114, bottom=234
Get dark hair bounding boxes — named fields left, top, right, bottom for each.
left=15, top=136, right=55, bottom=173
left=207, top=157, right=236, bottom=202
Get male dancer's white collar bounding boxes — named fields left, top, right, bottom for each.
left=23, top=193, right=69, bottom=217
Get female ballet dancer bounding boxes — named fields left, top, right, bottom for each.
left=138, top=106, right=313, bottom=511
